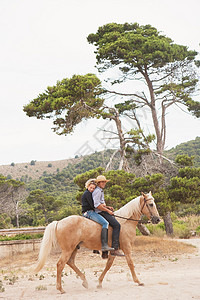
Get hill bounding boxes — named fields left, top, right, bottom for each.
left=165, top=136, right=200, bottom=167
left=0, top=157, right=84, bottom=181
left=0, top=136, right=199, bottom=181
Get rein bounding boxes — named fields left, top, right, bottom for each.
left=114, top=215, right=142, bottom=222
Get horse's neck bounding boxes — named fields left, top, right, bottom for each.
left=115, top=196, right=142, bottom=225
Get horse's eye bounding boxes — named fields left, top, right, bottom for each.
left=149, top=203, right=154, bottom=207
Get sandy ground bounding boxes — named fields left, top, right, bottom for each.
left=0, top=237, right=200, bottom=300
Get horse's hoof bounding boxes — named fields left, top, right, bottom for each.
left=82, top=281, right=88, bottom=289
left=97, top=284, right=102, bottom=289
left=138, top=282, right=144, bottom=286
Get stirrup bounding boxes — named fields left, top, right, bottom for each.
left=101, top=246, right=115, bottom=252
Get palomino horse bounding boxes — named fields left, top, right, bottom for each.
left=34, top=192, right=160, bottom=293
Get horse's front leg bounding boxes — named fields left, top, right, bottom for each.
left=67, top=247, right=88, bottom=289
left=124, top=251, right=144, bottom=286
left=97, top=255, right=115, bottom=288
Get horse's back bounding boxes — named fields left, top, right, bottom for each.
left=56, top=215, right=103, bottom=250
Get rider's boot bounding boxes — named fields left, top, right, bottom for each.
left=101, top=228, right=115, bottom=252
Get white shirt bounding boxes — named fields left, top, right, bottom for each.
left=92, top=186, right=105, bottom=213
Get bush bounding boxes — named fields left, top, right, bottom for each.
left=173, top=223, right=191, bottom=239
left=196, top=225, right=200, bottom=236
left=0, top=213, right=12, bottom=229
left=10, top=162, right=15, bottom=167
left=146, top=223, right=166, bottom=237
left=30, top=160, right=36, bottom=166
left=0, top=233, right=43, bottom=241
left=48, top=163, right=52, bottom=168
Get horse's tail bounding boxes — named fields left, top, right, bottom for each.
left=34, top=221, right=58, bottom=273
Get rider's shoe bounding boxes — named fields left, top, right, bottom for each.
left=110, top=250, right=125, bottom=257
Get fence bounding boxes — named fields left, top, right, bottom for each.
left=0, top=227, right=45, bottom=260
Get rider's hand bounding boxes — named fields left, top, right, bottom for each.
left=108, top=210, right=115, bottom=215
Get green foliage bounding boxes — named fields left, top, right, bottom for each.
left=88, top=22, right=200, bottom=118
left=0, top=233, right=43, bottom=241
left=47, top=163, right=52, bottom=168
left=166, top=137, right=200, bottom=167
left=175, top=154, right=194, bottom=166
left=74, top=167, right=165, bottom=209
left=26, top=189, right=63, bottom=226
left=178, top=167, right=200, bottom=179
left=10, top=162, right=15, bottom=167
left=168, top=176, right=200, bottom=204
left=0, top=213, right=12, bottom=229
left=173, top=222, right=191, bottom=239
left=23, top=74, right=104, bottom=135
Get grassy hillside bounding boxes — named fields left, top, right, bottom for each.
left=26, top=149, right=118, bottom=199
left=165, top=136, right=200, bottom=167
left=0, top=157, right=84, bottom=181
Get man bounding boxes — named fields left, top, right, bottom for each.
left=92, top=175, right=125, bottom=257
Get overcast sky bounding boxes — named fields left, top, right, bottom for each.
left=0, top=0, right=199, bottom=165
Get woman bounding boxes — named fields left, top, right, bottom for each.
left=81, top=178, right=114, bottom=252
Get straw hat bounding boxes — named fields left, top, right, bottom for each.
left=96, top=175, right=110, bottom=182
left=85, top=178, right=97, bottom=189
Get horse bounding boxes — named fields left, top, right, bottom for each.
left=34, top=191, right=160, bottom=293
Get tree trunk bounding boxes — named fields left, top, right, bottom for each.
left=113, top=109, right=130, bottom=172
left=163, top=212, right=174, bottom=236
left=137, top=223, right=150, bottom=236
left=143, top=69, right=164, bottom=156
left=16, top=201, right=19, bottom=228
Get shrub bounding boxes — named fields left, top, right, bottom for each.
left=146, top=224, right=166, bottom=237
left=10, top=162, right=15, bottom=167
left=173, top=223, right=191, bottom=239
left=30, top=160, right=36, bottom=166
left=196, top=225, right=200, bottom=236
left=47, top=163, right=52, bottom=168
left=0, top=233, right=43, bottom=241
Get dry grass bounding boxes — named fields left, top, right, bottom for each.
left=0, top=157, right=83, bottom=180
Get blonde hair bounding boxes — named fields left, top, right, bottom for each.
left=85, top=178, right=97, bottom=189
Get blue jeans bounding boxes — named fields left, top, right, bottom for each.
left=83, top=210, right=109, bottom=229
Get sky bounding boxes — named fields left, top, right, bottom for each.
left=0, top=0, right=199, bottom=165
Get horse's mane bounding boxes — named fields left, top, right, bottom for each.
left=114, top=196, right=141, bottom=224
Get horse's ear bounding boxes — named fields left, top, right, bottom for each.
left=141, top=192, right=145, bottom=197
left=149, top=191, right=152, bottom=195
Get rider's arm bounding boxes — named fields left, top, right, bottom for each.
left=93, top=188, right=114, bottom=215
left=96, top=204, right=114, bottom=215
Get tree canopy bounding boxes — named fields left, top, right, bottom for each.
left=23, top=74, right=104, bottom=135
left=88, top=22, right=200, bottom=154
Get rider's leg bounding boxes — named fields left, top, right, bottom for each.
left=85, top=210, right=114, bottom=252
left=98, top=212, right=125, bottom=257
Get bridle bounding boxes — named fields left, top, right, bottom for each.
left=114, top=196, right=155, bottom=223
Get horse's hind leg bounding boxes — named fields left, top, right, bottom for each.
left=97, top=255, right=115, bottom=288
left=56, top=250, right=72, bottom=294
left=67, top=247, right=88, bottom=289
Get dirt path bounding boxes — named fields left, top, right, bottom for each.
left=0, top=237, right=200, bottom=300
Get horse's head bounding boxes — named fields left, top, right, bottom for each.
left=140, top=192, right=160, bottom=224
